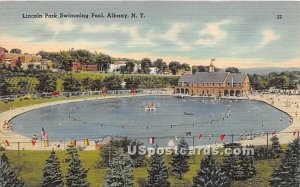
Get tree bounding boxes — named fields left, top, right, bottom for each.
left=248, top=74, right=269, bottom=91
left=153, top=59, right=167, bottom=74
left=192, top=66, right=209, bottom=73
left=193, top=155, right=231, bottom=187
left=0, top=75, right=11, bottom=96
left=124, top=77, right=141, bottom=89
left=103, top=149, right=134, bottom=187
left=0, top=155, right=24, bottom=187
left=34, top=65, right=40, bottom=70
left=62, top=76, right=81, bottom=92
left=42, top=150, right=63, bottom=187
left=81, top=77, right=93, bottom=91
left=125, top=61, right=136, bottom=74
left=270, top=135, right=282, bottom=155
left=269, top=138, right=300, bottom=187
left=118, top=65, right=127, bottom=74
left=146, top=148, right=169, bottom=187
left=59, top=51, right=73, bottom=71
left=27, top=64, right=34, bottom=73
left=96, top=54, right=111, bottom=72
left=221, top=144, right=256, bottom=181
left=139, top=78, right=170, bottom=89
left=36, top=74, right=57, bottom=93
left=140, top=58, right=151, bottom=74
left=17, top=80, right=28, bottom=94
left=181, top=63, right=191, bottom=71
left=65, top=145, right=89, bottom=187
left=91, top=79, right=104, bottom=91
left=103, top=75, right=122, bottom=90
left=225, top=67, right=240, bottom=74
left=10, top=48, right=21, bottom=54
left=240, top=155, right=256, bottom=179
left=170, top=138, right=190, bottom=179
left=168, top=61, right=181, bottom=75
left=71, top=49, right=96, bottom=65
left=98, top=138, right=145, bottom=168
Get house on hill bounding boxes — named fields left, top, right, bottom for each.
left=72, top=61, right=97, bottom=71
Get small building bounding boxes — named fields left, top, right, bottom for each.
left=149, top=67, right=157, bottom=75
left=21, top=60, right=53, bottom=70
left=107, top=61, right=127, bottom=73
left=0, top=52, right=43, bottom=68
left=175, top=63, right=250, bottom=97
left=72, top=61, right=97, bottom=71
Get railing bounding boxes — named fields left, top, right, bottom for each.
left=0, top=89, right=172, bottom=101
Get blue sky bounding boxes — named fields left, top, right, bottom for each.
left=0, top=1, right=299, bottom=68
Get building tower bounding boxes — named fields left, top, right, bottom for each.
left=209, top=58, right=215, bottom=72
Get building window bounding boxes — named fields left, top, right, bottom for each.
left=239, top=83, right=242, bottom=87
left=207, top=83, right=209, bottom=86
left=203, top=83, right=205, bottom=87
left=213, top=83, right=215, bottom=86
left=227, top=83, right=230, bottom=86
left=219, top=83, right=222, bottom=86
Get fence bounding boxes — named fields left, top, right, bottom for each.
left=0, top=88, right=172, bottom=101
left=2, top=130, right=299, bottom=152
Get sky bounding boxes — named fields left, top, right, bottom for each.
left=0, top=1, right=299, bottom=68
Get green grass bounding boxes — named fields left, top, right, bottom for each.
left=231, top=159, right=281, bottom=187
left=0, top=94, right=130, bottom=113
left=0, top=150, right=281, bottom=187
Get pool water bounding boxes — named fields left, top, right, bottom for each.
left=11, top=95, right=290, bottom=146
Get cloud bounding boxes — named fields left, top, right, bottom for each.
left=160, top=23, right=191, bottom=51
left=0, top=35, right=113, bottom=54
left=195, top=19, right=232, bottom=46
left=82, top=23, right=156, bottom=47
left=257, top=29, right=280, bottom=49
left=36, top=19, right=76, bottom=33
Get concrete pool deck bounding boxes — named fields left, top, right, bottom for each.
left=0, top=93, right=299, bottom=150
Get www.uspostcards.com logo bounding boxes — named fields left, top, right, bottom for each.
left=128, top=146, right=254, bottom=157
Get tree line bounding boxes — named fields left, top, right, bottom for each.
left=249, top=71, right=299, bottom=91
left=37, top=49, right=193, bottom=75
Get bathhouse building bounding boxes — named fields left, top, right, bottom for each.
left=175, top=63, right=250, bottom=97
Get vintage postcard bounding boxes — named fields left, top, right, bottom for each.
left=0, top=1, right=299, bottom=187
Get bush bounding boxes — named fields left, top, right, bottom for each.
left=0, top=146, right=5, bottom=151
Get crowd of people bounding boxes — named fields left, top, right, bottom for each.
left=2, top=120, right=12, bottom=132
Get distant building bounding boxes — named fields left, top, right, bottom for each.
left=108, top=61, right=127, bottom=73
left=175, top=69, right=192, bottom=76
left=20, top=54, right=42, bottom=63
left=0, top=50, right=43, bottom=68
left=21, top=60, right=53, bottom=70
left=268, top=86, right=299, bottom=95
left=175, top=62, right=250, bottom=97
left=72, top=61, right=97, bottom=71
left=149, top=67, right=157, bottom=75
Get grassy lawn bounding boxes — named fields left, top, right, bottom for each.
left=1, top=150, right=280, bottom=187
left=231, top=159, right=280, bottom=187
left=0, top=94, right=131, bottom=113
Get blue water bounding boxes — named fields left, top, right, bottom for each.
left=11, top=96, right=290, bottom=146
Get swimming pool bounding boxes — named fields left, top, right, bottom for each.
left=10, top=95, right=290, bottom=146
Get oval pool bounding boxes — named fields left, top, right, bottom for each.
left=10, top=95, right=290, bottom=146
